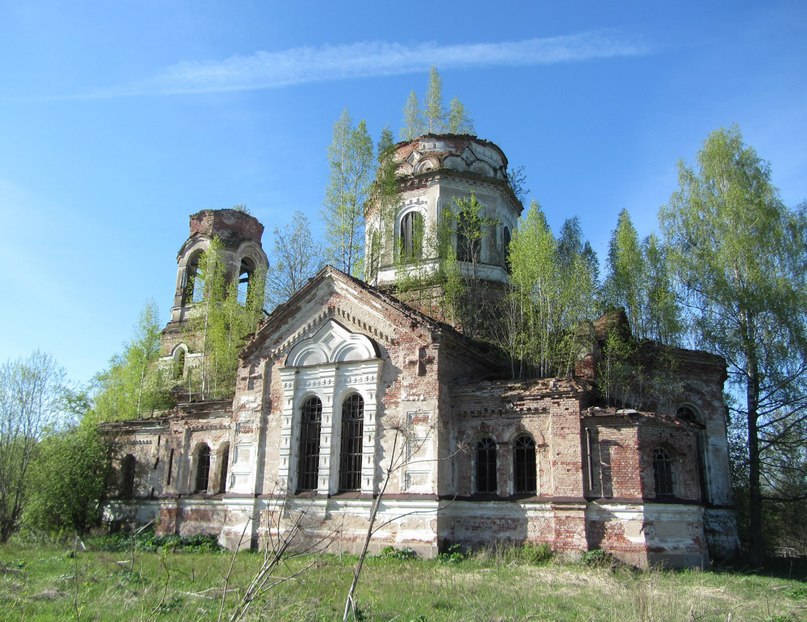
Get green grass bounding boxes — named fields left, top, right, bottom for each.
left=0, top=541, right=804, bottom=621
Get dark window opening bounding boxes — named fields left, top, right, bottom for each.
left=513, top=435, right=537, bottom=494
left=173, top=349, right=186, bottom=380
left=676, top=406, right=699, bottom=424
left=503, top=226, right=512, bottom=273
left=218, top=444, right=229, bottom=493
left=297, top=397, right=322, bottom=491
left=457, top=213, right=480, bottom=264
left=195, top=444, right=211, bottom=493
left=368, top=230, right=381, bottom=282
left=339, top=394, right=365, bottom=491
left=677, top=406, right=708, bottom=502
left=121, top=454, right=136, bottom=498
left=653, top=447, right=674, bottom=497
left=476, top=437, right=497, bottom=494
left=182, top=252, right=206, bottom=305
left=237, top=257, right=256, bottom=305
left=166, top=449, right=174, bottom=486
left=400, top=212, right=424, bottom=262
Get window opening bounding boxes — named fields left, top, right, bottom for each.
left=503, top=226, right=512, bottom=273
left=218, top=444, right=229, bottom=493
left=653, top=447, right=674, bottom=497
left=400, top=211, right=424, bottom=262
left=182, top=252, right=206, bottom=305
left=457, top=213, right=480, bottom=264
left=121, top=454, right=136, bottom=498
left=166, top=449, right=174, bottom=485
left=339, top=394, right=365, bottom=491
left=173, top=349, right=186, bottom=380
left=297, top=397, right=322, bottom=491
left=476, top=437, right=497, bottom=494
left=195, top=444, right=211, bottom=493
left=513, top=435, right=537, bottom=494
left=237, top=257, right=256, bottom=305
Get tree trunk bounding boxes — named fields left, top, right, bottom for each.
left=746, top=324, right=764, bottom=565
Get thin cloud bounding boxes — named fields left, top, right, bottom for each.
left=100, top=31, right=648, bottom=98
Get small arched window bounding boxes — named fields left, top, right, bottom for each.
left=400, top=212, right=424, bottom=262
left=513, top=435, right=536, bottom=494
left=237, top=257, right=256, bottom=305
left=339, top=394, right=365, bottom=491
left=503, top=226, right=512, bottom=273
left=653, top=447, right=674, bottom=497
left=194, top=444, right=211, bottom=493
left=475, top=437, right=497, bottom=494
left=218, top=443, right=230, bottom=493
left=297, top=397, right=322, bottom=492
left=182, top=251, right=206, bottom=305
left=121, top=454, right=136, bottom=498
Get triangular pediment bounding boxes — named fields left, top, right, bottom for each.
left=240, top=266, right=443, bottom=364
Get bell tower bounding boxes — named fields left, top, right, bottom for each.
left=160, top=208, right=268, bottom=365
left=365, top=134, right=523, bottom=335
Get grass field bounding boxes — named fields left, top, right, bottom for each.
left=0, top=537, right=804, bottom=622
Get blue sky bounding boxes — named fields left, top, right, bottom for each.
left=1, top=1, right=805, bottom=386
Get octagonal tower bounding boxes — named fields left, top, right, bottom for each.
left=365, top=134, right=523, bottom=332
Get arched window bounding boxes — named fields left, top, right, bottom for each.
left=194, top=444, right=211, bottom=493
left=367, top=229, right=381, bottom=283
left=121, top=454, right=136, bottom=498
left=237, top=257, right=256, bottom=305
left=476, top=437, right=497, bottom=494
left=297, top=397, right=322, bottom=491
left=653, top=447, right=674, bottom=497
left=503, top=226, right=512, bottom=273
left=677, top=405, right=708, bottom=502
left=218, top=443, right=230, bottom=493
left=339, top=394, right=365, bottom=491
left=182, top=251, right=206, bottom=305
left=400, top=211, right=424, bottom=261
left=513, top=435, right=536, bottom=494
left=173, top=348, right=186, bottom=380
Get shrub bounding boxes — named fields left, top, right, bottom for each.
left=377, top=546, right=417, bottom=560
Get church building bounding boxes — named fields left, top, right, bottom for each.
left=103, top=135, right=739, bottom=568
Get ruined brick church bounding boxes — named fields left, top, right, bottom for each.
left=105, top=135, right=738, bottom=567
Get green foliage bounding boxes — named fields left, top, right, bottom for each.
left=23, top=425, right=112, bottom=535
left=603, top=210, right=681, bottom=344
left=185, top=238, right=266, bottom=399
left=401, top=91, right=424, bottom=140
left=89, top=529, right=222, bottom=553
left=400, top=68, right=473, bottom=139
left=424, top=66, right=446, bottom=133
left=507, top=202, right=597, bottom=378
left=266, top=211, right=323, bottom=310
left=447, top=96, right=474, bottom=134
left=581, top=548, right=614, bottom=567
left=0, top=351, right=68, bottom=542
left=90, top=301, right=172, bottom=423
left=376, top=545, right=417, bottom=561
left=323, top=109, right=374, bottom=276
left=660, top=126, right=806, bottom=559
left=437, top=543, right=467, bottom=564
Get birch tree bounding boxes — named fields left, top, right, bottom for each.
left=323, top=110, right=374, bottom=276
left=660, top=126, right=807, bottom=562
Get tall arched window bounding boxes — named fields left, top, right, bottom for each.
left=194, top=444, right=211, bottom=493
left=173, top=348, right=186, bottom=380
left=400, top=211, right=424, bottom=261
left=653, top=447, right=674, bottom=497
left=121, top=454, right=136, bottom=498
left=513, top=435, right=536, bottom=494
left=339, top=394, right=365, bottom=491
left=503, top=226, right=512, bottom=273
left=237, top=257, right=256, bottom=305
left=182, top=251, right=206, bottom=305
left=297, top=397, right=322, bottom=492
left=677, top=405, right=708, bottom=502
left=218, top=443, right=230, bottom=493
left=476, top=437, right=497, bottom=494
